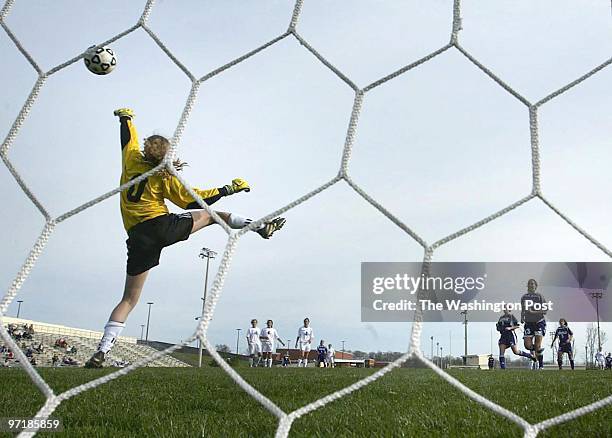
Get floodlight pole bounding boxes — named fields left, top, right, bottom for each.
left=16, top=300, right=23, bottom=318
left=449, top=330, right=452, bottom=365
left=430, top=336, right=434, bottom=361
left=440, top=346, right=443, bottom=368
left=145, top=302, right=154, bottom=344
left=591, top=291, right=603, bottom=351
left=236, top=328, right=241, bottom=355
left=341, top=340, right=346, bottom=359
left=198, top=247, right=217, bottom=368
left=140, top=324, right=145, bottom=341
left=436, top=341, right=439, bottom=366
left=460, top=310, right=468, bottom=365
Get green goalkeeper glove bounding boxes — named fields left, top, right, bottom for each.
left=113, top=108, right=135, bottom=119
left=224, top=178, right=250, bottom=195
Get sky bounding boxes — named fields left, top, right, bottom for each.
left=1, top=0, right=611, bottom=362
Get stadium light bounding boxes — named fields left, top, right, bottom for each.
left=235, top=328, right=241, bottom=355
left=198, top=247, right=217, bottom=368
left=430, top=336, right=434, bottom=360
left=590, top=291, right=604, bottom=351
left=16, top=300, right=23, bottom=318
left=145, top=302, right=154, bottom=344
left=460, top=310, right=468, bottom=365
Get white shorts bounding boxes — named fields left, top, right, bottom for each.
left=248, top=342, right=261, bottom=355
left=261, top=342, right=275, bottom=353
left=298, top=341, right=312, bottom=352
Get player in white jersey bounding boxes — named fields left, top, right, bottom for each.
left=246, top=319, right=262, bottom=367
left=326, top=343, right=335, bottom=368
left=295, top=317, right=313, bottom=367
left=595, top=348, right=605, bottom=370
left=260, top=319, right=285, bottom=368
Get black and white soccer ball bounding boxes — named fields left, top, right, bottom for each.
left=83, top=45, right=117, bottom=75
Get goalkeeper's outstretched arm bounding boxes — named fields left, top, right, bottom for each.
left=164, top=177, right=250, bottom=209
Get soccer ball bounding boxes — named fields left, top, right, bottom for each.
left=83, top=45, right=117, bottom=75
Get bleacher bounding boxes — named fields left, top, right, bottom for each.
left=2, top=317, right=189, bottom=368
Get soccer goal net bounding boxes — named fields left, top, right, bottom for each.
left=1, top=0, right=611, bottom=436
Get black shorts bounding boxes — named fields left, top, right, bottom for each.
left=126, top=213, right=193, bottom=276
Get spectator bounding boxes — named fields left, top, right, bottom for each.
left=52, top=354, right=59, bottom=367
left=13, top=328, right=23, bottom=341
left=55, top=338, right=68, bottom=349
left=3, top=358, right=9, bottom=367
left=62, top=356, right=80, bottom=366
left=35, top=343, right=45, bottom=354
left=30, top=356, right=37, bottom=366
left=25, top=347, right=34, bottom=358
left=7, top=350, right=14, bottom=360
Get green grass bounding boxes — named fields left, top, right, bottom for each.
left=1, top=368, right=610, bottom=437
left=169, top=351, right=247, bottom=368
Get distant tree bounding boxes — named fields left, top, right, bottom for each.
left=368, top=351, right=404, bottom=362
left=216, top=344, right=231, bottom=353
left=350, top=350, right=368, bottom=359
left=586, top=324, right=608, bottom=368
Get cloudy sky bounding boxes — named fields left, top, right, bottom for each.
left=1, top=0, right=611, bottom=361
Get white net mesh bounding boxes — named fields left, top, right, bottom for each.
left=1, top=0, right=611, bottom=436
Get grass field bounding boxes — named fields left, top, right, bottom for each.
left=1, top=367, right=611, bottom=437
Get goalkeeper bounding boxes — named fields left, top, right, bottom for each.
left=85, top=108, right=286, bottom=368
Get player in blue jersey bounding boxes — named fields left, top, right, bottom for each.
left=605, top=353, right=612, bottom=370
left=496, top=308, right=536, bottom=369
left=550, top=318, right=574, bottom=370
left=520, top=279, right=547, bottom=369
left=316, top=340, right=328, bottom=368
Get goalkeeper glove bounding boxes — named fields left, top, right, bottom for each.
left=224, top=178, right=250, bottom=195
left=113, top=108, right=135, bottom=119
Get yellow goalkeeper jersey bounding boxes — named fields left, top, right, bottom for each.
left=119, top=119, right=221, bottom=232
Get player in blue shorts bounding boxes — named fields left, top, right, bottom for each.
left=520, top=279, right=547, bottom=369
left=496, top=307, right=535, bottom=369
left=316, top=340, right=328, bottom=368
left=550, top=318, right=574, bottom=370
left=605, top=353, right=612, bottom=370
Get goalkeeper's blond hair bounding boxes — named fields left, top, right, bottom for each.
left=143, top=135, right=187, bottom=177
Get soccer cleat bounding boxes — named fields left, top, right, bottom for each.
left=84, top=351, right=105, bottom=368
left=113, top=108, right=134, bottom=119
left=257, top=217, right=286, bottom=239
